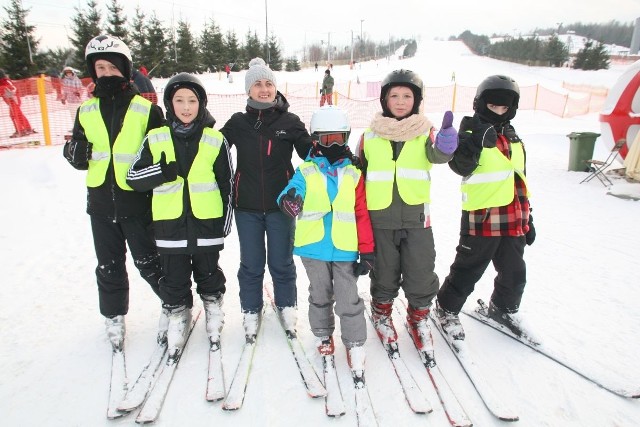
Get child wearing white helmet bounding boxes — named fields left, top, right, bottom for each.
left=62, top=35, right=166, bottom=358
left=278, top=105, right=374, bottom=382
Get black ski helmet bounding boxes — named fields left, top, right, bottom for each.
left=379, top=69, right=424, bottom=117
left=163, top=73, right=208, bottom=121
left=473, top=75, right=520, bottom=124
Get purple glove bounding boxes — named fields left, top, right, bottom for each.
left=434, top=111, right=458, bottom=155
left=279, top=188, right=303, bottom=218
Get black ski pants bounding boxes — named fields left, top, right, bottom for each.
left=437, top=234, right=527, bottom=314
left=159, top=251, right=227, bottom=308
left=90, top=214, right=162, bottom=317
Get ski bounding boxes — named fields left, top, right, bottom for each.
left=135, top=309, right=202, bottom=424
left=463, top=299, right=640, bottom=399
left=221, top=309, right=264, bottom=410
left=106, top=347, right=128, bottom=419
left=364, top=300, right=432, bottom=414
left=395, top=300, right=472, bottom=427
left=430, top=310, right=519, bottom=422
left=264, top=283, right=327, bottom=398
left=322, top=354, right=346, bottom=417
left=205, top=340, right=225, bottom=401
left=351, top=369, right=379, bottom=427
left=118, top=340, right=168, bottom=412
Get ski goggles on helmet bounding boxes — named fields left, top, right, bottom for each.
left=313, top=132, right=348, bottom=147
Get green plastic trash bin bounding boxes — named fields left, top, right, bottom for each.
left=567, top=132, right=600, bottom=172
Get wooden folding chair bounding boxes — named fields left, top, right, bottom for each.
left=580, top=139, right=626, bottom=186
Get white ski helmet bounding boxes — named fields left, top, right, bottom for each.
left=310, top=105, right=351, bottom=136
left=85, top=35, right=133, bottom=81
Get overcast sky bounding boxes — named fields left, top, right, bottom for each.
left=16, top=0, right=640, bottom=55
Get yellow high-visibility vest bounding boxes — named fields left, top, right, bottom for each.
left=294, top=162, right=360, bottom=251
left=80, top=96, right=151, bottom=190
left=362, top=131, right=432, bottom=210
left=461, top=142, right=529, bottom=210
left=147, top=127, right=224, bottom=221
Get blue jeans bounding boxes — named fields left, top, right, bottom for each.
left=235, top=210, right=297, bottom=312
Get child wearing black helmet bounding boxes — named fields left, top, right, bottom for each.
left=355, top=69, right=458, bottom=363
left=127, top=73, right=233, bottom=361
left=62, top=35, right=166, bottom=358
left=435, top=74, right=535, bottom=342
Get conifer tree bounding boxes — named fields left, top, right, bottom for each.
left=105, top=0, right=128, bottom=44
left=267, top=34, right=282, bottom=70
left=243, top=30, right=263, bottom=66
left=0, top=0, right=40, bottom=78
left=175, top=20, right=200, bottom=73
left=225, top=30, right=241, bottom=70
left=68, top=0, right=102, bottom=75
left=144, top=14, right=169, bottom=77
left=128, top=7, right=147, bottom=69
left=200, top=18, right=226, bottom=73
left=543, top=35, right=568, bottom=67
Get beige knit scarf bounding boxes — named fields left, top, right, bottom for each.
left=369, top=112, right=433, bottom=141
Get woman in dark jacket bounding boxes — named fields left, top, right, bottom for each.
left=220, top=57, right=312, bottom=337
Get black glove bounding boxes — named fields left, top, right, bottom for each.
left=471, top=115, right=498, bottom=149
left=65, top=138, right=92, bottom=169
left=351, top=155, right=364, bottom=170
left=353, top=252, right=375, bottom=276
left=279, top=188, right=303, bottom=218
left=525, top=215, right=536, bottom=246
left=159, top=152, right=178, bottom=181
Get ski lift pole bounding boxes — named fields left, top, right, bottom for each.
left=147, top=58, right=165, bottom=77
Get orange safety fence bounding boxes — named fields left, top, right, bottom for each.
left=1, top=75, right=609, bottom=150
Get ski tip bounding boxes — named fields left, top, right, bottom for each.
left=106, top=412, right=128, bottom=420
left=498, top=414, right=519, bottom=422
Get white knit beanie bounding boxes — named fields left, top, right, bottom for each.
left=245, top=57, right=277, bottom=94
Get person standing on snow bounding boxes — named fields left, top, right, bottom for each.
left=320, top=69, right=334, bottom=106
left=278, top=105, right=374, bottom=377
left=60, top=66, right=83, bottom=131
left=355, top=69, right=458, bottom=362
left=127, top=73, right=233, bottom=359
left=220, top=57, right=312, bottom=340
left=62, top=35, right=166, bottom=351
left=435, top=75, right=535, bottom=341
left=0, top=69, right=36, bottom=138
left=60, top=66, right=83, bottom=105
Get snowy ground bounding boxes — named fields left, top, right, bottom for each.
left=1, top=41, right=639, bottom=426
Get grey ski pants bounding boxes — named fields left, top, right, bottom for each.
left=301, top=257, right=366, bottom=347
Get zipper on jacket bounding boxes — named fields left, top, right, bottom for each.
left=109, top=95, right=119, bottom=221
left=257, top=111, right=266, bottom=212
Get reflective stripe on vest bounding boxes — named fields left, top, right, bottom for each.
left=363, top=131, right=432, bottom=210
left=461, top=142, right=529, bottom=210
left=294, top=163, right=360, bottom=251
left=80, top=96, right=152, bottom=190
left=148, top=127, right=224, bottom=221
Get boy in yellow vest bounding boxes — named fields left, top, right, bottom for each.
left=127, top=73, right=233, bottom=360
left=62, top=35, right=165, bottom=351
left=278, top=106, right=374, bottom=380
left=435, top=75, right=535, bottom=341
